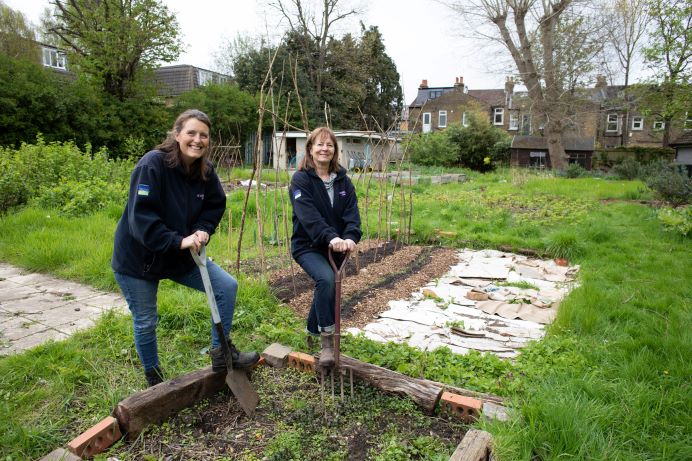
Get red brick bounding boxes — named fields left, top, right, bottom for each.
left=67, top=416, right=121, bottom=458
left=440, top=392, right=483, bottom=423
left=287, top=351, right=316, bottom=372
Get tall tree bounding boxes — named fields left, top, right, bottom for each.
left=448, top=0, right=598, bottom=170
left=358, top=25, right=403, bottom=131
left=640, top=0, right=691, bottom=146
left=266, top=0, right=360, bottom=102
left=0, top=1, right=38, bottom=61
left=46, top=0, right=182, bottom=100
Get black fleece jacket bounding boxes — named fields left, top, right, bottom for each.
left=289, top=167, right=362, bottom=259
left=111, top=150, right=226, bottom=280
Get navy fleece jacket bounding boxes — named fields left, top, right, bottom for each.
left=111, top=150, right=226, bottom=280
left=289, top=167, right=362, bottom=259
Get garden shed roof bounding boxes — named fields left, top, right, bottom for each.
left=511, top=136, right=595, bottom=151
left=670, top=131, right=692, bottom=147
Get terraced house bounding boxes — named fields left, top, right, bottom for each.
left=406, top=75, right=690, bottom=170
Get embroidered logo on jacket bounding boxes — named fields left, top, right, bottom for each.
left=338, top=190, right=346, bottom=197
left=196, top=193, right=204, bottom=199
left=293, top=189, right=302, bottom=199
left=137, top=184, right=150, bottom=196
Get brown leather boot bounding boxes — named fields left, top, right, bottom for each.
left=319, top=332, right=335, bottom=368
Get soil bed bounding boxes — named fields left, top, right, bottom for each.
left=107, top=366, right=466, bottom=460
left=106, top=240, right=467, bottom=459
left=269, top=240, right=460, bottom=329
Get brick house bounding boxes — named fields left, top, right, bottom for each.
left=407, top=76, right=515, bottom=133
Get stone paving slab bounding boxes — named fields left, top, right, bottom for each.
left=0, top=262, right=127, bottom=356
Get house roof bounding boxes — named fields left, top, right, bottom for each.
left=409, top=86, right=457, bottom=107
left=468, top=89, right=505, bottom=106
left=153, top=65, right=231, bottom=97
left=511, top=135, right=595, bottom=151
left=670, top=130, right=692, bottom=147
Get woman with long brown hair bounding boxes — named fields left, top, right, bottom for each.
left=112, top=109, right=259, bottom=386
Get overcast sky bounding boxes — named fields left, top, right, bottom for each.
left=6, top=0, right=527, bottom=102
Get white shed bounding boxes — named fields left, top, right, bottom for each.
left=272, top=131, right=402, bottom=171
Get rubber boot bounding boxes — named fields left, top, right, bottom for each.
left=319, top=332, right=335, bottom=368
left=144, top=364, right=164, bottom=387
left=210, top=339, right=260, bottom=372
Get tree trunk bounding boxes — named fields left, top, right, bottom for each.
left=546, top=128, right=569, bottom=170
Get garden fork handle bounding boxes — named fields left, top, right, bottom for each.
left=328, top=247, right=350, bottom=369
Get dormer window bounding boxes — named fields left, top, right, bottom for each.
left=42, top=47, right=67, bottom=70
left=429, top=90, right=443, bottom=99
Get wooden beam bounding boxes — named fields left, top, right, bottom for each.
left=449, top=429, right=492, bottom=461
left=113, top=367, right=226, bottom=439
left=338, top=355, right=443, bottom=414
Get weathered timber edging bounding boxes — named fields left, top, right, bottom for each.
left=46, top=343, right=505, bottom=459
left=449, top=429, right=494, bottom=461
left=113, top=366, right=227, bottom=440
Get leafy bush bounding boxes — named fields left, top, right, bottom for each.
left=0, top=139, right=132, bottom=213
left=644, top=162, right=691, bottom=207
left=407, top=132, right=457, bottom=167
left=564, top=163, right=586, bottom=178
left=656, top=206, right=691, bottom=237
left=446, top=115, right=509, bottom=171
left=610, top=157, right=642, bottom=180
left=33, top=179, right=128, bottom=217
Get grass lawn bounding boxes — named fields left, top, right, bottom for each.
left=0, top=168, right=689, bottom=460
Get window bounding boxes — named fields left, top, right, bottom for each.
left=509, top=112, right=519, bottom=131
left=429, top=90, right=443, bottom=99
left=521, top=114, right=532, bottom=135
left=631, top=116, right=644, bottom=131
left=438, top=110, right=447, bottom=128
left=493, top=108, right=504, bottom=126
left=462, top=112, right=469, bottom=127
left=685, top=112, right=692, bottom=130
left=652, top=120, right=665, bottom=131
left=606, top=114, right=619, bottom=133
left=197, top=69, right=213, bottom=86
left=42, top=47, right=67, bottom=70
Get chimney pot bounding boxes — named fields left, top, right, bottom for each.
left=420, top=79, right=429, bottom=89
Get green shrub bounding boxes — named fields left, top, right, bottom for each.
left=33, top=179, right=128, bottom=217
left=408, top=132, right=457, bottom=167
left=564, top=163, right=586, bottom=178
left=0, top=140, right=133, bottom=214
left=611, top=157, right=642, bottom=180
left=0, top=151, right=29, bottom=212
left=656, top=206, right=691, bottom=237
left=644, top=162, right=691, bottom=207
left=446, top=115, right=509, bottom=171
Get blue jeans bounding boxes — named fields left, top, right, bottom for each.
left=114, top=260, right=237, bottom=371
left=294, top=251, right=336, bottom=335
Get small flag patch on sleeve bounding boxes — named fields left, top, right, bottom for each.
left=293, top=189, right=302, bottom=199
left=137, top=184, right=150, bottom=196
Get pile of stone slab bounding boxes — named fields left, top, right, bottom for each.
left=347, top=249, right=579, bottom=359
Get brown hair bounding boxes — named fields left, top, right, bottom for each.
left=156, top=109, right=212, bottom=180
left=297, top=127, right=340, bottom=173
